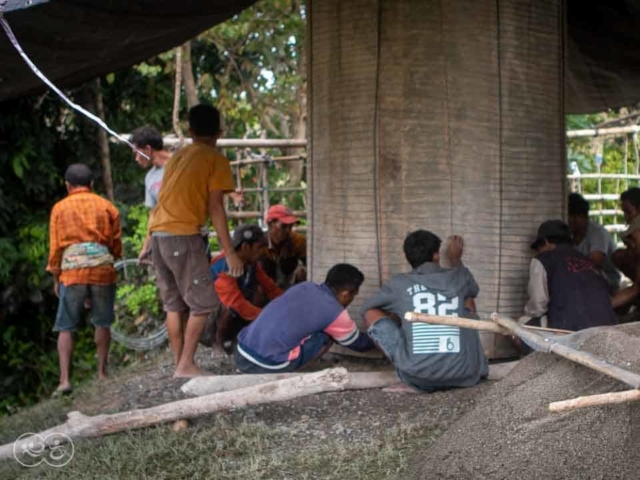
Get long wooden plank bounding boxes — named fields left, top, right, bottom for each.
left=491, top=314, right=640, bottom=389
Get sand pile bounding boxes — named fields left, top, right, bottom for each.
left=409, top=323, right=640, bottom=480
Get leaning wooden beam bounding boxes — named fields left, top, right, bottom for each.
left=0, top=368, right=348, bottom=460
left=404, top=312, right=571, bottom=336
left=181, top=371, right=399, bottom=396
left=549, top=389, right=640, bottom=413
left=491, top=313, right=640, bottom=389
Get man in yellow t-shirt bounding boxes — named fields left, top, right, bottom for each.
left=149, top=104, right=243, bottom=378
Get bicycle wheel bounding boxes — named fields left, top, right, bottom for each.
left=112, top=258, right=167, bottom=351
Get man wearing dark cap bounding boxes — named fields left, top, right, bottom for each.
left=259, top=204, right=307, bottom=289
left=207, top=225, right=283, bottom=356
left=46, top=164, right=122, bottom=395
left=521, top=220, right=617, bottom=331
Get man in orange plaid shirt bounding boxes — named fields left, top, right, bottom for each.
left=47, top=164, right=122, bottom=395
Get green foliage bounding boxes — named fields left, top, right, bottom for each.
left=117, top=283, right=161, bottom=317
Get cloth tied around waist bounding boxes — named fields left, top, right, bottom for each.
left=61, top=242, right=114, bottom=271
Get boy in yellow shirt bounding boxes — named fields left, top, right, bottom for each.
left=149, top=104, right=242, bottom=377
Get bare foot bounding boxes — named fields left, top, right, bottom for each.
left=52, top=383, right=73, bottom=397
left=212, top=345, right=227, bottom=358
left=98, top=372, right=108, bottom=381
left=173, top=364, right=207, bottom=378
left=382, top=382, right=420, bottom=394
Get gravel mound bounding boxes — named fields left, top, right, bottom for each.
left=409, top=323, right=640, bottom=480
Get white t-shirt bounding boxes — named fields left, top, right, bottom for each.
left=144, top=165, right=164, bottom=208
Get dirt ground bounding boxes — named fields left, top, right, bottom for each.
left=0, top=346, right=498, bottom=480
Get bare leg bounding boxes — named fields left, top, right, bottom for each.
left=383, top=383, right=421, bottom=393
left=174, top=314, right=207, bottom=378
left=213, top=309, right=232, bottom=358
left=57, top=331, right=74, bottom=390
left=166, top=311, right=186, bottom=366
left=94, top=327, right=111, bottom=380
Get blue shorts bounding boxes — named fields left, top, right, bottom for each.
left=234, top=332, right=332, bottom=374
left=53, top=283, right=116, bottom=332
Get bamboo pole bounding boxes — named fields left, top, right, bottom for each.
left=491, top=314, right=640, bottom=389
left=549, top=389, right=640, bottom=413
left=229, top=155, right=306, bottom=166
left=1, top=368, right=348, bottom=460
left=227, top=210, right=307, bottom=219
left=566, top=125, right=640, bottom=138
left=404, top=312, right=571, bottom=336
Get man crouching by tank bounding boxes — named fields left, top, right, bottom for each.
left=361, top=230, right=488, bottom=393
left=208, top=224, right=283, bottom=357
left=234, top=264, right=375, bottom=373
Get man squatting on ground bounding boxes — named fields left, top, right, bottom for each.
left=149, top=104, right=243, bottom=378
left=234, top=264, right=375, bottom=373
left=259, top=204, right=307, bottom=289
left=361, top=230, right=488, bottom=393
left=209, top=224, right=283, bottom=356
left=47, top=164, right=122, bottom=395
left=520, top=220, right=618, bottom=333
left=130, top=125, right=170, bottom=263
left=612, top=187, right=640, bottom=308
left=567, top=193, right=620, bottom=294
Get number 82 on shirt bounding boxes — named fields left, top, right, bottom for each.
left=410, top=291, right=460, bottom=354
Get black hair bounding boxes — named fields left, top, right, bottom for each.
left=621, top=187, right=640, bottom=208
left=403, top=230, right=442, bottom=268
left=325, top=264, right=365, bottom=292
left=568, top=193, right=589, bottom=217
left=188, top=104, right=221, bottom=137
left=131, top=126, right=163, bottom=151
left=64, top=163, right=93, bottom=187
left=544, top=235, right=572, bottom=246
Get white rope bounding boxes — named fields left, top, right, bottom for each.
left=0, top=14, right=150, bottom=160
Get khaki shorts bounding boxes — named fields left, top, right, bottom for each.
left=151, top=235, right=220, bottom=315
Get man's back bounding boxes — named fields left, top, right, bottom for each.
left=150, top=143, right=234, bottom=235
left=238, top=282, right=343, bottom=363
left=537, top=245, right=618, bottom=331
left=47, top=189, right=122, bottom=286
left=361, top=262, right=488, bottom=389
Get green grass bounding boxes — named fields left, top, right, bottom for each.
left=0, top=413, right=434, bottom=480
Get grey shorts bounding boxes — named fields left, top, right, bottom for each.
left=367, top=317, right=402, bottom=363
left=54, top=283, right=116, bottom=332
left=151, top=234, right=220, bottom=315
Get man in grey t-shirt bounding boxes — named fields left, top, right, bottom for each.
left=131, top=126, right=170, bottom=261
left=361, top=230, right=488, bottom=393
left=568, top=193, right=620, bottom=293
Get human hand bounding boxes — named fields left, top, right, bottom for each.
left=54, top=279, right=60, bottom=298
left=230, top=191, right=245, bottom=208
left=446, top=235, right=464, bottom=267
left=226, top=251, right=244, bottom=277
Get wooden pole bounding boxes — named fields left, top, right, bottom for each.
left=491, top=313, right=640, bottom=389
left=0, top=368, right=348, bottom=460
left=549, top=389, right=640, bottom=413
left=181, top=371, right=399, bottom=397
left=404, top=312, right=572, bottom=336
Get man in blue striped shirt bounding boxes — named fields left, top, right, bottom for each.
left=234, top=263, right=375, bottom=373
left=361, top=230, right=488, bottom=392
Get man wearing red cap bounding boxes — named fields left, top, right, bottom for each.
left=259, top=204, right=307, bottom=289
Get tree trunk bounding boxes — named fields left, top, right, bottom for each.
left=181, top=370, right=399, bottom=396
left=94, top=78, right=114, bottom=201
left=181, top=41, right=198, bottom=108
left=172, top=47, right=184, bottom=143
left=1, top=368, right=349, bottom=460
